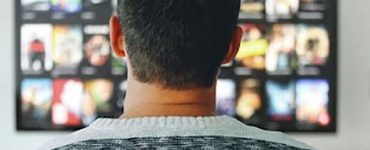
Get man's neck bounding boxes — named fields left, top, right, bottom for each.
left=121, top=78, right=216, bottom=119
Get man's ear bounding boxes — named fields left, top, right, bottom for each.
left=110, top=16, right=126, bottom=57
left=222, top=26, right=243, bottom=64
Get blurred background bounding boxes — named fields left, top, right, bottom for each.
left=1, top=0, right=370, bottom=149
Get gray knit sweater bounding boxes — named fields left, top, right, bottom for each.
left=39, top=116, right=315, bottom=150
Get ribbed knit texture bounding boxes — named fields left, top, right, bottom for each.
left=40, top=116, right=316, bottom=150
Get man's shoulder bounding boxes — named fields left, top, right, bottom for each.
left=39, top=127, right=92, bottom=150
left=214, top=118, right=315, bottom=150
left=39, top=116, right=315, bottom=150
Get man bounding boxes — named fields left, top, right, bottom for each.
left=41, top=0, right=314, bottom=149
left=29, top=34, right=46, bottom=71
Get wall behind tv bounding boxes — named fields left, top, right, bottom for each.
left=0, top=0, right=370, bottom=149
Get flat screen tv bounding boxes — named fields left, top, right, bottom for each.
left=15, top=0, right=337, bottom=132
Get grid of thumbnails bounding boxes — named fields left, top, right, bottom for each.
left=16, top=0, right=337, bottom=132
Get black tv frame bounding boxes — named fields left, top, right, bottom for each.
left=15, top=0, right=338, bottom=132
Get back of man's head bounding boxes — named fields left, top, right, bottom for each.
left=117, top=0, right=241, bottom=90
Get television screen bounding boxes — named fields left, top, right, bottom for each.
left=16, top=0, right=337, bottom=132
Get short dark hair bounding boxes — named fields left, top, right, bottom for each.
left=117, top=0, right=240, bottom=89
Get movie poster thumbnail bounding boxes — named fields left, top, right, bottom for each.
left=266, top=80, right=295, bottom=121
left=52, top=25, right=83, bottom=75
left=216, top=79, right=237, bottom=116
left=21, top=79, right=53, bottom=127
left=265, top=0, right=299, bottom=20
left=21, top=24, right=53, bottom=74
left=21, top=0, right=50, bottom=20
left=81, top=25, right=111, bottom=75
left=298, top=0, right=326, bottom=20
left=239, top=0, right=265, bottom=19
left=81, top=0, right=112, bottom=22
left=296, top=79, right=330, bottom=127
left=296, top=25, right=329, bottom=67
left=22, top=0, right=50, bottom=12
left=265, top=24, right=297, bottom=74
left=52, top=79, right=84, bottom=126
left=235, top=79, right=263, bottom=124
left=50, top=0, right=82, bottom=20
left=83, top=79, right=114, bottom=124
left=235, top=24, right=268, bottom=70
